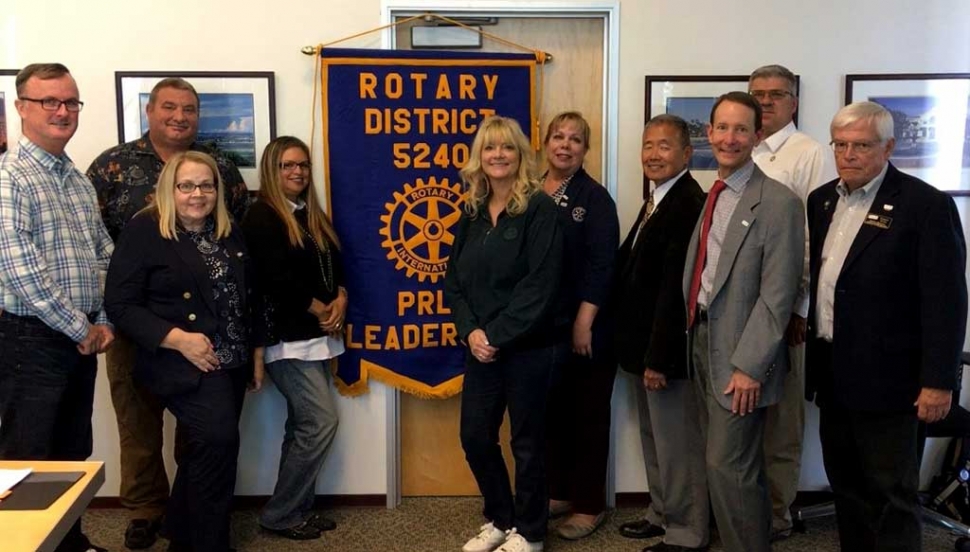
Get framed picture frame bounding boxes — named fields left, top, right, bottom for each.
left=644, top=74, right=800, bottom=195
left=845, top=73, right=970, bottom=196
left=115, top=71, right=277, bottom=189
left=0, top=70, right=19, bottom=156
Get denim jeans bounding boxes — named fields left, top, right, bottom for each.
left=0, top=311, right=97, bottom=551
left=260, top=357, right=339, bottom=530
left=460, top=341, right=566, bottom=543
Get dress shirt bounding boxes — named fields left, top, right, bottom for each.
left=697, top=160, right=754, bottom=308
left=631, top=168, right=685, bottom=247
left=815, top=164, right=888, bottom=341
left=264, top=198, right=345, bottom=363
left=87, top=133, right=250, bottom=240
left=0, top=137, right=114, bottom=342
left=754, top=121, right=834, bottom=317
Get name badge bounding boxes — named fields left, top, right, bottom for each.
left=863, top=213, right=892, bottom=229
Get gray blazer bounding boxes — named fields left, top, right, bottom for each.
left=682, top=164, right=804, bottom=410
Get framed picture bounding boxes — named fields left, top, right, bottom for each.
left=846, top=73, right=970, bottom=196
left=644, top=75, right=800, bottom=194
left=115, top=71, right=277, bottom=189
left=0, top=70, right=19, bottom=156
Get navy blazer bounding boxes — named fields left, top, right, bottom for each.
left=105, top=213, right=252, bottom=397
left=806, top=163, right=968, bottom=412
left=614, top=171, right=705, bottom=378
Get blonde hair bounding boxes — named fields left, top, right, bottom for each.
left=256, top=136, right=340, bottom=249
left=459, top=116, right=540, bottom=218
left=148, top=151, right=231, bottom=240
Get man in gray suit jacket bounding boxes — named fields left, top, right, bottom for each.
left=682, top=91, right=804, bottom=552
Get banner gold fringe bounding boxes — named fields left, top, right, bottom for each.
left=333, top=359, right=464, bottom=399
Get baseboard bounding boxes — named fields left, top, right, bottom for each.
left=89, top=494, right=387, bottom=509
left=614, top=490, right=834, bottom=509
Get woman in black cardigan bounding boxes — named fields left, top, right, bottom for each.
left=105, top=151, right=252, bottom=552
left=242, top=136, right=346, bottom=541
left=542, top=112, right=619, bottom=540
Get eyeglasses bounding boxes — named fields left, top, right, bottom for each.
left=749, top=90, right=793, bottom=102
left=19, top=97, right=84, bottom=112
left=830, top=140, right=881, bottom=155
left=280, top=161, right=312, bottom=171
left=175, top=182, right=217, bottom=194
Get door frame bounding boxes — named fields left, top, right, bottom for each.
left=380, top=0, right=621, bottom=509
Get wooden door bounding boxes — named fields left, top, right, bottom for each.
left=395, top=15, right=606, bottom=496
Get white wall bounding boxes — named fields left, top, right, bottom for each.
left=2, top=0, right=969, bottom=497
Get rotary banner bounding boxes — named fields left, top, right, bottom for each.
left=320, top=48, right=537, bottom=398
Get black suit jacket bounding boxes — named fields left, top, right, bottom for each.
left=105, top=213, right=252, bottom=397
left=806, top=163, right=968, bottom=412
left=614, top=171, right=705, bottom=378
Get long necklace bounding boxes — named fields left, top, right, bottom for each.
left=301, top=226, right=334, bottom=293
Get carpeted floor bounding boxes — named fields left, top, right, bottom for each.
left=79, top=497, right=963, bottom=552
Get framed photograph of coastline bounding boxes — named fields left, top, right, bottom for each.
left=0, top=70, right=19, bottom=156
left=644, top=74, right=800, bottom=195
left=115, top=71, right=277, bottom=188
left=846, top=73, right=970, bottom=196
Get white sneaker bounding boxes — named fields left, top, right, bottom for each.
left=462, top=522, right=508, bottom=552
left=495, top=529, right=544, bottom=552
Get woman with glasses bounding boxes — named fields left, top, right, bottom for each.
left=105, top=151, right=253, bottom=552
left=241, top=136, right=346, bottom=540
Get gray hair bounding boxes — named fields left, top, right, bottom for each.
left=644, top=114, right=691, bottom=149
left=749, top=64, right=797, bottom=94
left=831, top=101, right=895, bottom=143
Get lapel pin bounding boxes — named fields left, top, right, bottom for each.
left=741, top=220, right=750, bottom=227
left=824, top=200, right=831, bottom=210
left=883, top=204, right=894, bottom=211
left=867, top=214, right=878, bottom=220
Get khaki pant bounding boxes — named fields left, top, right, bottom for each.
left=106, top=333, right=169, bottom=520
left=763, top=343, right=806, bottom=532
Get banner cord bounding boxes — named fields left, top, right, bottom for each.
left=308, top=12, right=549, bottom=154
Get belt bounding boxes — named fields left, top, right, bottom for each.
left=696, top=307, right=709, bottom=323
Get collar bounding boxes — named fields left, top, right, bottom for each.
left=286, top=197, right=307, bottom=213
left=650, top=167, right=687, bottom=206
left=18, top=136, right=75, bottom=175
left=836, top=163, right=888, bottom=199
left=758, top=121, right=797, bottom=154
left=720, top=159, right=755, bottom=192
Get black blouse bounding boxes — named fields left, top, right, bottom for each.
left=183, top=219, right=248, bottom=369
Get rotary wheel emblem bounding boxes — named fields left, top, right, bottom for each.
left=379, top=176, right=466, bottom=282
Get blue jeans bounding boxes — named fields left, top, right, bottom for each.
left=260, top=357, right=339, bottom=530
left=0, top=311, right=97, bottom=551
left=460, top=342, right=566, bottom=543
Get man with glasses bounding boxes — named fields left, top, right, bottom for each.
left=87, top=77, right=249, bottom=550
left=807, top=101, right=966, bottom=552
left=747, top=64, right=834, bottom=541
left=0, top=63, right=113, bottom=552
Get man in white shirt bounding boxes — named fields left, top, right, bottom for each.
left=748, top=64, right=834, bottom=541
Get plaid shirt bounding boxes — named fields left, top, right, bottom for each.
left=0, top=137, right=114, bottom=342
left=86, top=133, right=250, bottom=240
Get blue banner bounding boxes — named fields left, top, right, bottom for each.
left=320, top=48, right=536, bottom=397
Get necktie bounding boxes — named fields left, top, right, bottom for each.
left=632, top=191, right=655, bottom=247
left=686, top=179, right=728, bottom=328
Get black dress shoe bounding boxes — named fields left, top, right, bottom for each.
left=643, top=542, right=708, bottom=552
left=619, top=519, right=665, bottom=539
left=307, top=513, right=337, bottom=532
left=125, top=518, right=161, bottom=549
left=261, top=520, right=322, bottom=540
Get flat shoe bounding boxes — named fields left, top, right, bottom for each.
left=261, top=520, right=322, bottom=540
left=555, top=511, right=607, bottom=540
left=307, top=513, right=337, bottom=532
left=548, top=501, right=572, bottom=519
